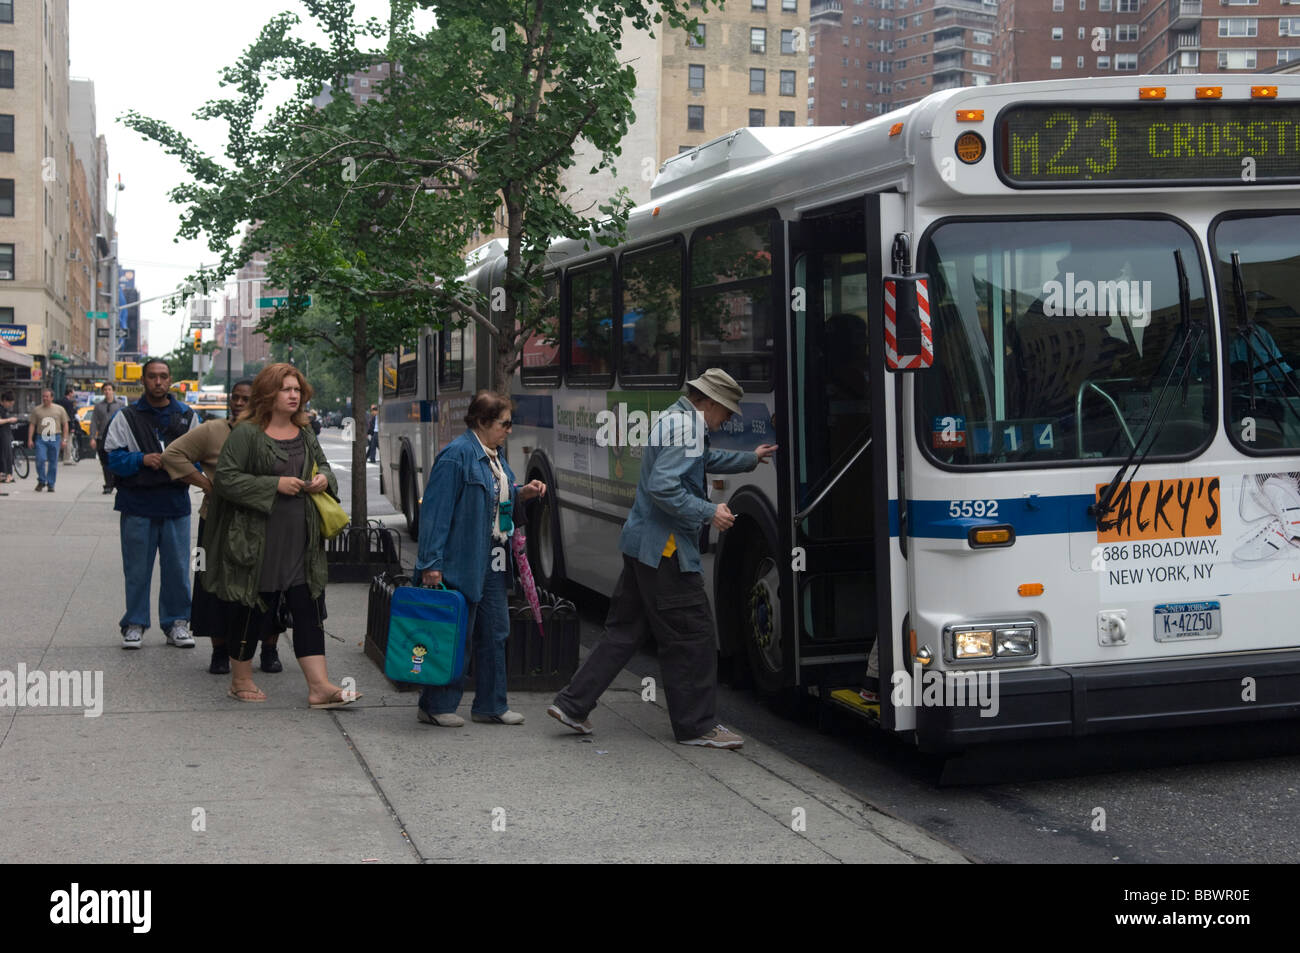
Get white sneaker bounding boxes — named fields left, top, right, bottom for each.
left=165, top=620, right=196, bottom=648
left=1240, top=476, right=1271, bottom=523
left=679, top=724, right=744, bottom=749
left=1262, top=476, right=1300, bottom=539
left=1233, top=518, right=1297, bottom=563
left=121, top=625, right=144, bottom=649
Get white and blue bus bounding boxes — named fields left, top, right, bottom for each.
left=381, top=75, right=1300, bottom=752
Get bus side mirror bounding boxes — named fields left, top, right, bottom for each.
left=883, top=273, right=933, bottom=372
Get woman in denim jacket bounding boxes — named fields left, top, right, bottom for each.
left=415, top=391, right=546, bottom=727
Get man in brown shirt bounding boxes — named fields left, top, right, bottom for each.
left=27, top=389, right=69, bottom=491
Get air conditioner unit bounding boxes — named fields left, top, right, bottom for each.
left=0, top=270, right=12, bottom=279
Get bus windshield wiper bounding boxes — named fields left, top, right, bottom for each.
left=1231, top=250, right=1300, bottom=410
left=1091, top=249, right=1203, bottom=523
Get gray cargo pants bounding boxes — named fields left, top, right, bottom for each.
left=553, top=553, right=717, bottom=742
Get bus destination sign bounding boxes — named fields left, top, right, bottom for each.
left=997, top=102, right=1300, bottom=187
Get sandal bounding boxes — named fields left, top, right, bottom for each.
left=309, top=689, right=362, bottom=710
left=228, top=685, right=267, bottom=703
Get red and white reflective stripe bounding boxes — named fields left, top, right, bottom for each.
left=883, top=277, right=933, bottom=370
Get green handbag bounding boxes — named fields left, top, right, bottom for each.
left=309, top=462, right=349, bottom=539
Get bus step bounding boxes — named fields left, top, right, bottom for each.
left=830, top=688, right=880, bottom=722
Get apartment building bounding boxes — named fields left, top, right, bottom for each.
left=0, top=0, right=75, bottom=384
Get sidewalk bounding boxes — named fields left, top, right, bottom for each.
left=0, top=458, right=968, bottom=864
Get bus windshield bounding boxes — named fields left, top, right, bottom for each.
left=1212, top=213, right=1300, bottom=451
left=918, top=217, right=1214, bottom=466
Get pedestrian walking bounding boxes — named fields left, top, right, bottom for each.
left=548, top=369, right=777, bottom=748
left=413, top=391, right=546, bottom=727
left=161, top=380, right=286, bottom=676
left=27, top=389, right=70, bottom=492
left=104, top=359, right=200, bottom=649
left=89, top=382, right=126, bottom=494
left=0, top=390, right=17, bottom=487
left=56, top=386, right=79, bottom=465
left=366, top=405, right=378, bottom=463
left=201, top=363, right=357, bottom=708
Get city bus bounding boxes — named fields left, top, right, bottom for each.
left=381, top=75, right=1300, bottom=752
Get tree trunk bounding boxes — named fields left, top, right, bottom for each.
left=351, top=307, right=369, bottom=527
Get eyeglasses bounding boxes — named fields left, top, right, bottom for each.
left=496, top=419, right=513, bottom=430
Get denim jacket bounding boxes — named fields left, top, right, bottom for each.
left=416, top=430, right=518, bottom=604
left=620, top=396, right=757, bottom=574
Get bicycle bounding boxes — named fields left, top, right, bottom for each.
left=9, top=440, right=29, bottom=480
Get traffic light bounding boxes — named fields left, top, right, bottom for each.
left=193, top=329, right=201, bottom=353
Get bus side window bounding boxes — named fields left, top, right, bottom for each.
left=381, top=352, right=399, bottom=400
left=567, top=260, right=615, bottom=387
left=620, top=240, right=683, bottom=385
left=440, top=327, right=464, bottom=392
left=397, top=345, right=419, bottom=397
left=521, top=275, right=562, bottom=386
left=689, top=214, right=775, bottom=390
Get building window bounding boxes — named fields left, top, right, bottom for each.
left=0, top=179, right=11, bottom=217
left=1280, top=17, right=1300, bottom=35
left=750, top=68, right=766, bottom=93
left=913, top=13, right=923, bottom=24
left=1117, top=0, right=1137, bottom=10
left=784, top=0, right=798, bottom=9
left=973, top=30, right=992, bottom=44
left=1079, top=0, right=1086, bottom=8
left=1097, top=54, right=1111, bottom=68
left=1117, top=24, right=1139, bottom=41
left=0, top=244, right=13, bottom=279
left=753, top=0, right=766, bottom=8
left=1052, top=0, right=1064, bottom=9
left=1050, top=55, right=1063, bottom=69
left=1099, top=0, right=1112, bottom=8
left=0, top=51, right=11, bottom=89
left=1052, top=26, right=1063, bottom=40
left=689, top=23, right=705, bottom=47
left=841, top=98, right=848, bottom=108
left=1225, top=0, right=1258, bottom=4
left=1115, top=52, right=1137, bottom=69
left=749, top=108, right=766, bottom=126
left=751, top=27, right=767, bottom=53
left=853, top=14, right=864, bottom=23
left=1078, top=26, right=1086, bottom=38
left=0, top=2, right=11, bottom=24
left=781, top=69, right=797, bottom=94
left=678, top=145, right=693, bottom=154
left=972, top=51, right=991, bottom=66
left=0, top=115, right=12, bottom=153
left=1077, top=55, right=1086, bottom=67
left=688, top=105, right=704, bottom=130
left=1280, top=49, right=1300, bottom=64
left=781, top=29, right=797, bottom=53
left=1218, top=49, right=1257, bottom=68
left=779, top=110, right=795, bottom=126
left=842, top=77, right=850, bottom=87
left=689, top=63, right=705, bottom=89
left=1218, top=18, right=1257, bottom=36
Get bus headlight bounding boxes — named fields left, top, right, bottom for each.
left=945, top=621, right=1038, bottom=662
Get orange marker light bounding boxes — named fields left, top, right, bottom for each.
left=1138, top=87, right=1167, bottom=100
left=1195, top=87, right=1223, bottom=100
left=955, top=109, right=984, bottom=122
left=652, top=206, right=661, bottom=217
left=973, top=528, right=1011, bottom=545
left=1253, top=86, right=1279, bottom=99
left=1018, top=583, right=1045, bottom=597
left=889, top=122, right=904, bottom=137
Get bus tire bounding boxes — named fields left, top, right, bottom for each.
left=740, top=532, right=792, bottom=699
left=524, top=458, right=565, bottom=592
left=401, top=454, right=419, bottom=541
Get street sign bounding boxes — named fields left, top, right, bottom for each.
left=256, top=295, right=311, bottom=309
left=85, top=311, right=109, bottom=319
left=96, top=328, right=109, bottom=339
left=189, top=318, right=213, bottom=329
left=213, top=347, right=244, bottom=375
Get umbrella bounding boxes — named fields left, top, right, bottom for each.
left=511, top=529, right=544, bottom=637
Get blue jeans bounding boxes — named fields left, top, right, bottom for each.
left=119, top=513, right=192, bottom=633
left=420, top=558, right=510, bottom=717
left=34, top=436, right=60, bottom=485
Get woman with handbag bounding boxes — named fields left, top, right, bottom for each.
left=416, top=390, right=546, bottom=727
left=202, top=363, right=359, bottom=708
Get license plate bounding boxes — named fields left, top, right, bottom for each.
left=1154, top=602, right=1221, bottom=642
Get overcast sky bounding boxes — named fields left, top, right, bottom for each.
left=68, top=0, right=426, bottom=356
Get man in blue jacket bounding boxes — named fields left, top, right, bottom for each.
left=549, top=369, right=777, bottom=749
left=103, top=359, right=200, bottom=649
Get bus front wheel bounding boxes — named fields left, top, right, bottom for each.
left=741, top=539, right=790, bottom=697
left=402, top=460, right=419, bottom=540
left=525, top=472, right=564, bottom=592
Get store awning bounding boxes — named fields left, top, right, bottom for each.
left=0, top=339, right=33, bottom=368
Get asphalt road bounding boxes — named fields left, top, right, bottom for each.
left=331, top=427, right=1300, bottom=865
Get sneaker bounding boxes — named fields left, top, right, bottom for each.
left=416, top=709, right=465, bottom=727
left=260, top=645, right=283, bottom=673
left=679, top=724, right=744, bottom=749
left=121, top=625, right=144, bottom=649
left=208, top=644, right=230, bottom=675
left=102, top=486, right=113, bottom=495
left=1240, top=476, right=1270, bottom=523
left=547, top=704, right=593, bottom=735
left=1262, top=476, right=1300, bottom=539
left=472, top=710, right=525, bottom=725
left=1233, top=518, right=1298, bottom=563
left=165, top=620, right=196, bottom=648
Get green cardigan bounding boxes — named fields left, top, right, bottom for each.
left=201, top=421, right=340, bottom=608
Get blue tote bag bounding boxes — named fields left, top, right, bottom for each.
left=385, top=583, right=470, bottom=686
